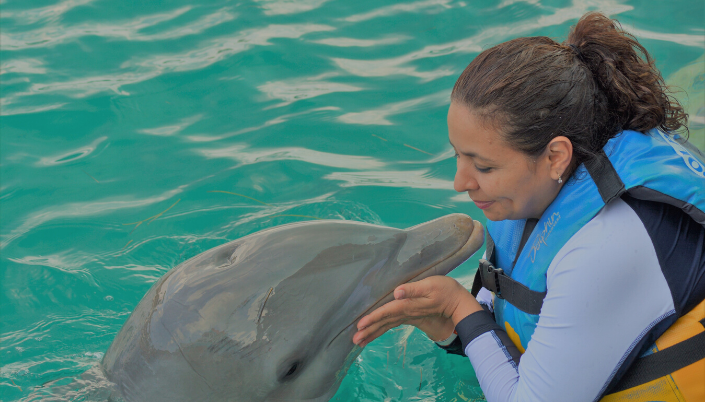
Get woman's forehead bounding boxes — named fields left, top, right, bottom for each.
left=447, top=104, right=509, bottom=159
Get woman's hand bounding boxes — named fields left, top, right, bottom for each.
left=352, top=276, right=482, bottom=347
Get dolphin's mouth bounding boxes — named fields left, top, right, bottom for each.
left=326, top=220, right=482, bottom=348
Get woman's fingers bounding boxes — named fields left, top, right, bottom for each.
left=354, top=302, right=435, bottom=345
left=354, top=318, right=405, bottom=346
left=394, top=278, right=435, bottom=300
left=357, top=297, right=430, bottom=331
left=354, top=276, right=469, bottom=346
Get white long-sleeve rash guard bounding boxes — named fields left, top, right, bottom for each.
left=453, top=196, right=705, bottom=402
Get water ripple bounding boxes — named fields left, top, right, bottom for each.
left=197, top=144, right=386, bottom=169
left=324, top=169, right=454, bottom=189
left=254, top=0, right=330, bottom=15
left=1, top=7, right=238, bottom=50
left=1, top=7, right=199, bottom=50
left=311, top=35, right=411, bottom=47
left=340, top=0, right=457, bottom=23
left=138, top=114, right=204, bottom=136
left=332, top=0, right=634, bottom=80
left=498, top=0, right=541, bottom=8
left=0, top=58, right=46, bottom=75
left=36, top=136, right=108, bottom=166
left=8, top=252, right=98, bottom=275
left=1, top=186, right=186, bottom=250
left=623, top=24, right=705, bottom=48
left=4, top=23, right=334, bottom=107
left=2, top=0, right=93, bottom=25
left=186, top=107, right=340, bottom=142
left=338, top=91, right=449, bottom=125
left=258, top=73, right=362, bottom=107
left=0, top=101, right=67, bottom=116
left=124, top=23, right=334, bottom=72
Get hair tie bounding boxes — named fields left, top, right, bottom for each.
left=569, top=44, right=585, bottom=62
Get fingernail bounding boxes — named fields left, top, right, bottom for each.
left=395, top=289, right=405, bottom=299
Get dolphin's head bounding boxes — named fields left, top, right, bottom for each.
left=102, top=214, right=483, bottom=402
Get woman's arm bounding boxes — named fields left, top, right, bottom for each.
left=465, top=198, right=677, bottom=401
left=354, top=198, right=680, bottom=401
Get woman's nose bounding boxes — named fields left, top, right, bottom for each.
left=454, top=165, right=479, bottom=192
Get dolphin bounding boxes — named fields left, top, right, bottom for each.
left=101, top=213, right=484, bottom=401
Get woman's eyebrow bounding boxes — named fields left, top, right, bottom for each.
left=449, top=140, right=494, bottom=162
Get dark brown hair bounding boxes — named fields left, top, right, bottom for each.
left=451, top=12, right=688, bottom=168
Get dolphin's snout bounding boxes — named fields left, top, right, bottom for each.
left=399, top=213, right=479, bottom=275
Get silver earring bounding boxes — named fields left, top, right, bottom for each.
left=558, top=175, right=563, bottom=184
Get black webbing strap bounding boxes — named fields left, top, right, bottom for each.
left=512, top=219, right=538, bottom=269
left=470, top=266, right=483, bottom=298
left=476, top=259, right=546, bottom=315
left=471, top=220, right=545, bottom=315
left=584, top=150, right=626, bottom=204
left=609, top=329, right=705, bottom=393
left=471, top=230, right=494, bottom=297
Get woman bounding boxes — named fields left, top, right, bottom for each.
left=353, top=12, right=705, bottom=401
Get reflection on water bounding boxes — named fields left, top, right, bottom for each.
left=36, top=136, right=108, bottom=166
left=331, top=0, right=635, bottom=81
left=185, top=107, right=341, bottom=142
left=258, top=73, right=362, bottom=107
left=311, top=35, right=411, bottom=47
left=0, top=58, right=46, bottom=75
left=324, top=170, right=454, bottom=189
left=1, top=186, right=186, bottom=250
left=338, top=91, right=449, bottom=125
left=1, top=0, right=703, bottom=400
left=3, top=23, right=334, bottom=112
left=1, top=0, right=94, bottom=25
left=254, top=0, right=331, bottom=16
left=621, top=24, right=705, bottom=48
left=340, top=0, right=459, bottom=23
left=197, top=144, right=386, bottom=169
left=123, top=23, right=334, bottom=72
left=138, top=114, right=203, bottom=136
left=1, top=7, right=200, bottom=50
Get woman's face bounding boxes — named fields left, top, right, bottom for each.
left=448, top=102, right=562, bottom=221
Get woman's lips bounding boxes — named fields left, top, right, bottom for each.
left=472, top=200, right=495, bottom=210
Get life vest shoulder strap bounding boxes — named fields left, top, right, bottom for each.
left=584, top=150, right=626, bottom=204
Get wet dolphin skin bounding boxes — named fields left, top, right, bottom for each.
left=102, top=214, right=484, bottom=401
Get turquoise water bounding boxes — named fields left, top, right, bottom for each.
left=1, top=0, right=703, bottom=400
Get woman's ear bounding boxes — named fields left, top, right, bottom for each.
left=547, top=136, right=573, bottom=181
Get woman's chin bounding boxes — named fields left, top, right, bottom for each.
left=482, top=209, right=506, bottom=221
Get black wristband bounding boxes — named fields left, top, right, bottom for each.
left=436, top=335, right=465, bottom=356
left=455, top=310, right=504, bottom=352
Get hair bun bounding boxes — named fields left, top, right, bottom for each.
left=564, top=12, right=686, bottom=135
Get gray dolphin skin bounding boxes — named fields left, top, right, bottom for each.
left=101, top=214, right=484, bottom=402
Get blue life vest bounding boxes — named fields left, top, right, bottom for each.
left=481, top=129, right=705, bottom=400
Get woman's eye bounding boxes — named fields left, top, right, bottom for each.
left=475, top=165, right=492, bottom=173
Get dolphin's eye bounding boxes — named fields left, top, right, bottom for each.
left=279, top=360, right=302, bottom=381
left=286, top=362, right=299, bottom=377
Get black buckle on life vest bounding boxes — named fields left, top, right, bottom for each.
left=474, top=258, right=547, bottom=315
left=479, top=259, right=505, bottom=299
